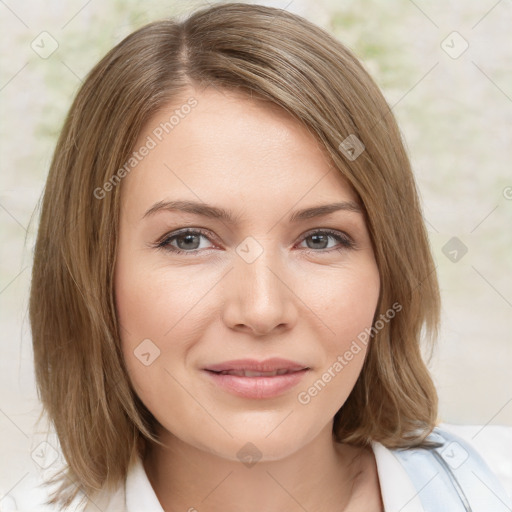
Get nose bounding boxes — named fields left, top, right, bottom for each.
left=221, top=242, right=298, bottom=337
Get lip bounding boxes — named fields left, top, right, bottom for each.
left=204, top=358, right=308, bottom=373
left=203, top=358, right=310, bottom=399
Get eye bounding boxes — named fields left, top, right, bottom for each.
left=153, top=229, right=216, bottom=255
left=151, top=228, right=356, bottom=256
left=297, top=229, right=356, bottom=253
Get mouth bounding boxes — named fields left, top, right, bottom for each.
left=202, top=358, right=310, bottom=399
left=203, top=357, right=309, bottom=374
left=207, top=368, right=302, bottom=377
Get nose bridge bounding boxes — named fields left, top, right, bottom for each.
left=238, top=236, right=280, bottom=294
left=225, top=235, right=295, bottom=335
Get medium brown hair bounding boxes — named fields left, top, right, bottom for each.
left=29, top=2, right=440, bottom=508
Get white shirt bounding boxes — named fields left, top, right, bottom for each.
left=2, top=423, right=511, bottom=511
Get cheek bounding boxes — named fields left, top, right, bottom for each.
left=296, top=263, right=380, bottom=410
left=306, top=260, right=380, bottom=350
left=116, top=264, right=178, bottom=335
left=115, top=253, right=213, bottom=345
left=114, top=252, right=180, bottom=385
left=114, top=251, right=221, bottom=396
left=330, top=270, right=380, bottom=347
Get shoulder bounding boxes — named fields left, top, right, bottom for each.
left=385, top=423, right=512, bottom=512
left=438, top=422, right=512, bottom=496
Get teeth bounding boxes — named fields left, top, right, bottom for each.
left=218, top=369, right=294, bottom=377
left=245, top=370, right=275, bottom=377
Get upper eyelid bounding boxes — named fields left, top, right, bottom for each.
left=160, top=227, right=215, bottom=244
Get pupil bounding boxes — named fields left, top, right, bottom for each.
left=178, top=234, right=199, bottom=250
left=310, top=234, right=327, bottom=249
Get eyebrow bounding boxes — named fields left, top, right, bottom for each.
left=142, top=199, right=362, bottom=224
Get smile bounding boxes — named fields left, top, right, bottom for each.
left=203, top=365, right=309, bottom=399
left=212, top=368, right=298, bottom=377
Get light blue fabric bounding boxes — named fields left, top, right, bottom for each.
left=392, top=427, right=512, bottom=511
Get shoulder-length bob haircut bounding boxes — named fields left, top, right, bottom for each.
left=30, top=2, right=440, bottom=508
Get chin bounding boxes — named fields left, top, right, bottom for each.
left=192, top=425, right=318, bottom=465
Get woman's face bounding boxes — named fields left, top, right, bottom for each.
left=114, top=87, right=380, bottom=461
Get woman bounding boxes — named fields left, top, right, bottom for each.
left=20, top=3, right=511, bottom=511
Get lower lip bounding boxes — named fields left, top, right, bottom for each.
left=204, top=369, right=309, bottom=399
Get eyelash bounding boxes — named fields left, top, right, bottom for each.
left=151, top=228, right=356, bottom=256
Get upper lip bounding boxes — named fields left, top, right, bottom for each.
left=204, top=358, right=309, bottom=373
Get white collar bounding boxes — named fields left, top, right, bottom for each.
left=123, top=443, right=426, bottom=512
left=125, top=457, right=165, bottom=512
left=371, top=441, right=425, bottom=512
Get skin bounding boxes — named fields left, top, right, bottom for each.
left=114, top=86, right=383, bottom=511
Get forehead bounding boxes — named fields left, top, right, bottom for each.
left=120, top=87, right=358, bottom=215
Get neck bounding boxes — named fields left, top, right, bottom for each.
left=143, top=422, right=375, bottom=512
